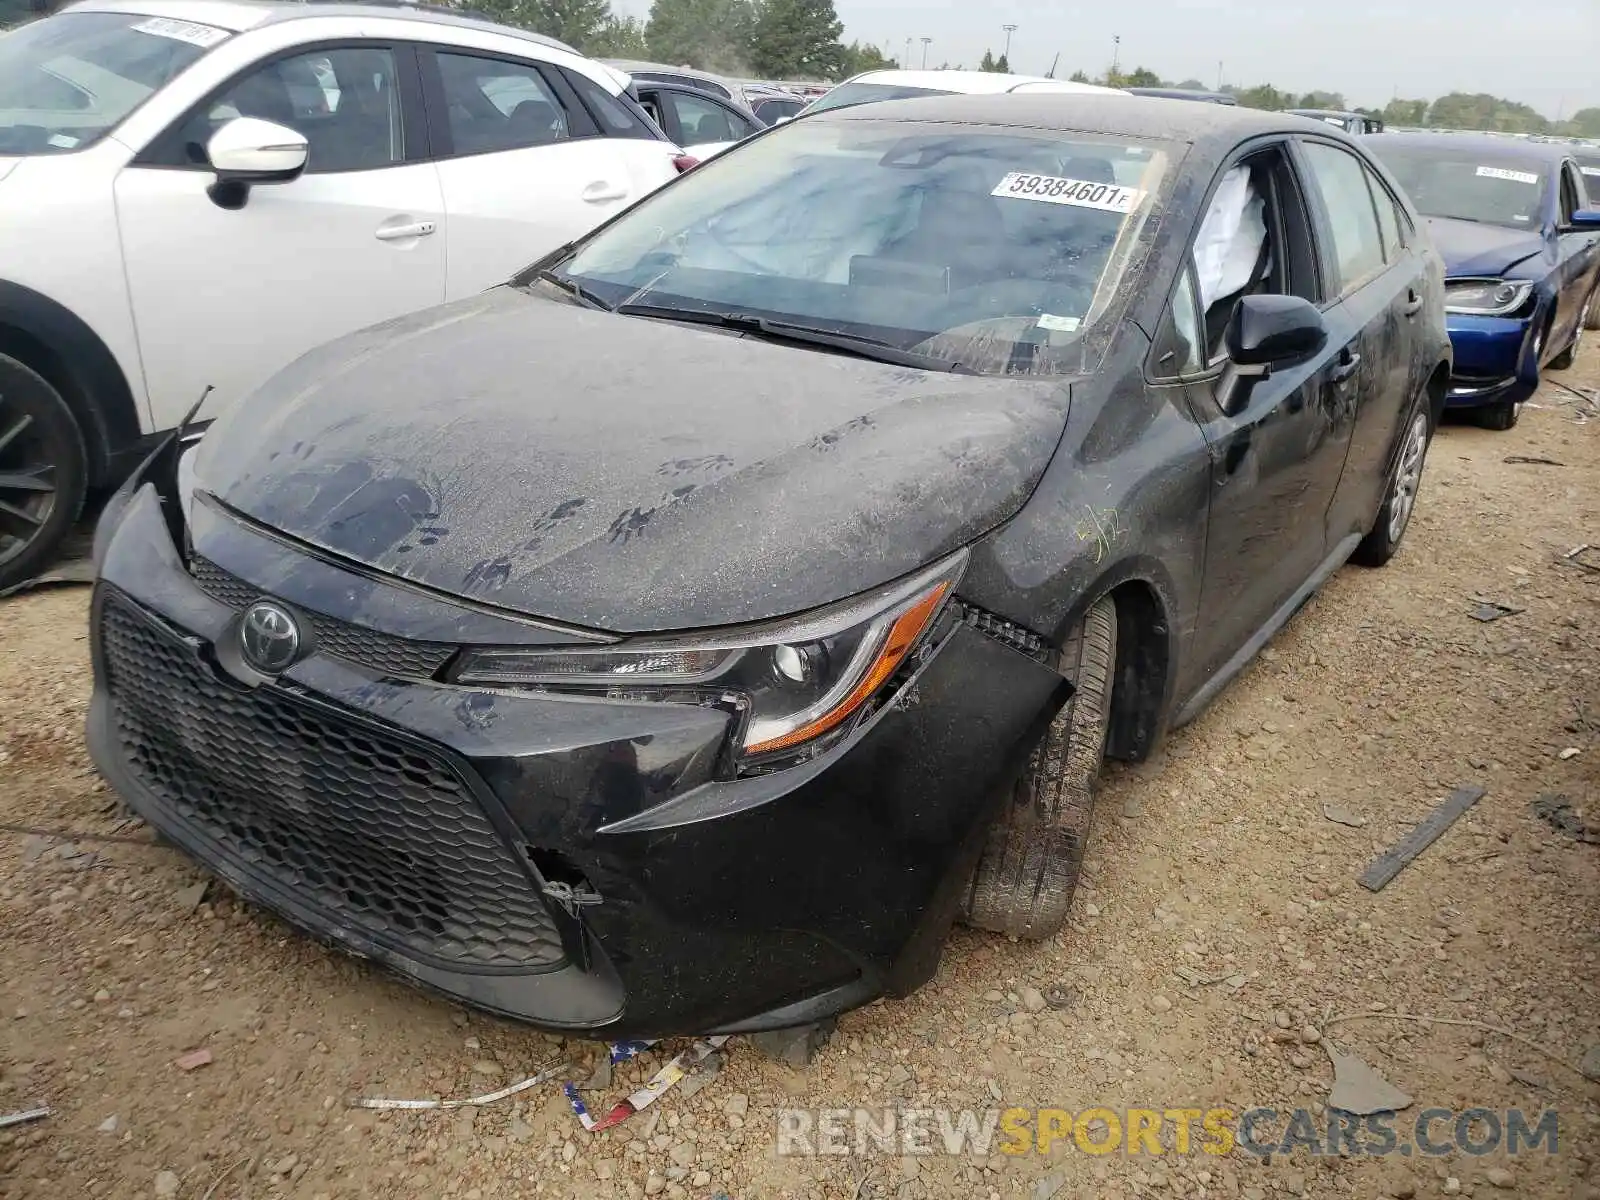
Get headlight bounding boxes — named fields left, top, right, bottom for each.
left=1444, top=278, right=1534, bottom=316
left=453, top=551, right=967, bottom=763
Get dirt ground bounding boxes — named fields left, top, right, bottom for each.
left=2, top=350, right=1598, bottom=1200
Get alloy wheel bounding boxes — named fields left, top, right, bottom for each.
left=1386, top=410, right=1429, bottom=546
left=0, top=392, right=58, bottom=572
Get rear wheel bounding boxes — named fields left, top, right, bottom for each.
left=1351, top=402, right=1432, bottom=567
left=0, top=354, right=87, bottom=593
left=961, top=596, right=1117, bottom=940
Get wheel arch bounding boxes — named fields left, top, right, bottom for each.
left=0, top=280, right=145, bottom=488
left=1049, top=556, right=1182, bottom=765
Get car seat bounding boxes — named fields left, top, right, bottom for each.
left=882, top=184, right=1011, bottom=288
left=1061, top=156, right=1116, bottom=184
left=314, top=71, right=398, bottom=170
left=507, top=98, right=563, bottom=145
left=230, top=69, right=298, bottom=127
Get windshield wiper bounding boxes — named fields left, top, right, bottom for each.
left=532, top=269, right=610, bottom=311
left=613, top=303, right=975, bottom=373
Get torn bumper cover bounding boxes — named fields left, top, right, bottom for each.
left=1442, top=311, right=1541, bottom=409
left=86, top=453, right=1065, bottom=1038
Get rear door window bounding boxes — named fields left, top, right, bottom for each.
left=435, top=51, right=576, bottom=156
left=665, top=89, right=756, bottom=146
left=753, top=96, right=803, bottom=126
left=1299, top=141, right=1387, bottom=293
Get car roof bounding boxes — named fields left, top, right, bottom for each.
left=1369, top=129, right=1576, bottom=167
left=1127, top=87, right=1236, bottom=103
left=819, top=90, right=1321, bottom=150
left=57, top=0, right=579, bottom=53
left=601, top=59, right=733, bottom=85
left=838, top=69, right=1123, bottom=96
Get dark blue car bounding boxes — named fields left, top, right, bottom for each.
left=1367, top=132, right=1600, bottom=429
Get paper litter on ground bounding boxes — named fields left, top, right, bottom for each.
left=352, top=1058, right=566, bottom=1110
left=565, top=1036, right=730, bottom=1132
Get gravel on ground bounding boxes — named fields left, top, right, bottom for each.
left=3, top=351, right=1598, bottom=1200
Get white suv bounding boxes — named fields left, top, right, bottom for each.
left=0, top=0, right=687, bottom=588
left=800, top=69, right=1124, bottom=116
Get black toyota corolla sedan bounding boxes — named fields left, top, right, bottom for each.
left=88, top=95, right=1451, bottom=1038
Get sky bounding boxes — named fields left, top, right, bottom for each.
left=616, top=0, right=1600, bottom=118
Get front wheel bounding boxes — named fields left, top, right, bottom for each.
left=1351, top=403, right=1432, bottom=567
left=1475, top=396, right=1522, bottom=431
left=1551, top=292, right=1594, bottom=368
left=0, top=354, right=87, bottom=593
left=961, top=595, right=1117, bottom=940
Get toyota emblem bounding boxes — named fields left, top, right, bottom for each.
left=239, top=600, right=302, bottom=674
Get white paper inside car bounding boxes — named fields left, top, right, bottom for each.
left=1192, top=164, right=1267, bottom=311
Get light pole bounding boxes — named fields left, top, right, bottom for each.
left=920, top=36, right=932, bottom=69
left=1110, top=34, right=1120, bottom=80
left=904, top=36, right=912, bottom=68
left=1001, top=23, right=1017, bottom=66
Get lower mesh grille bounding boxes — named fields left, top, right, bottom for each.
left=188, top=556, right=456, bottom=680
left=100, top=591, right=565, bottom=973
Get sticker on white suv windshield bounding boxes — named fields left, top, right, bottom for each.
left=1475, top=166, right=1539, bottom=185
left=131, top=17, right=229, bottom=48
left=991, top=173, right=1147, bottom=213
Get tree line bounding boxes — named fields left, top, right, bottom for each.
left=455, top=2, right=1600, bottom=136
left=463, top=0, right=890, bottom=80
left=1055, top=64, right=1598, bottom=139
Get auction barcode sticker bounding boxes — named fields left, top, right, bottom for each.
left=132, top=17, right=230, bottom=48
left=991, top=173, right=1147, bottom=213
left=1475, top=166, right=1540, bottom=185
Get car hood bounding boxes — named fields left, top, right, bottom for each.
left=1424, top=216, right=1548, bottom=279
left=194, top=287, right=1075, bottom=634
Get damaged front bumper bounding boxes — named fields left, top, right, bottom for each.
left=1443, top=312, right=1541, bottom=410
left=85, top=452, right=1066, bottom=1038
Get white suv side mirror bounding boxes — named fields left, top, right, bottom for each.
left=205, top=117, right=309, bottom=210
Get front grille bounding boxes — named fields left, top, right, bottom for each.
left=954, top=600, right=1054, bottom=664
left=189, top=556, right=456, bottom=680
left=100, top=591, right=566, bottom=973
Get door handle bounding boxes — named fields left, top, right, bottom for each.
left=1402, top=288, right=1424, bottom=317
left=1330, top=347, right=1362, bottom=383
left=581, top=180, right=628, bottom=203
left=375, top=220, right=437, bottom=241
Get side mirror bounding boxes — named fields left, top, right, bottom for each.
left=1216, top=294, right=1328, bottom=414
left=1226, top=293, right=1328, bottom=366
left=205, top=117, right=308, bottom=210
left=1563, top=208, right=1600, bottom=232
